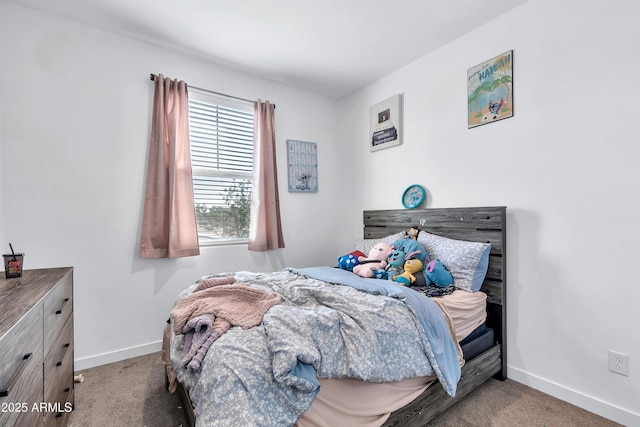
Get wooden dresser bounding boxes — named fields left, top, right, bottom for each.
left=0, top=268, right=74, bottom=426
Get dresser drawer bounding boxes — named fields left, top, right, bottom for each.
left=43, top=271, right=73, bottom=354
left=44, top=385, right=73, bottom=427
left=0, top=303, right=44, bottom=426
left=45, top=315, right=74, bottom=398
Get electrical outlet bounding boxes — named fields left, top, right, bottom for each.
left=608, top=350, right=629, bottom=376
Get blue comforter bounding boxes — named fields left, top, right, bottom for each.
left=170, top=268, right=461, bottom=427
left=290, top=267, right=462, bottom=393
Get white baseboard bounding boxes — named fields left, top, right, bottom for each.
left=74, top=340, right=163, bottom=371
left=508, top=366, right=639, bottom=427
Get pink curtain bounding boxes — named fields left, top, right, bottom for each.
left=140, top=74, right=200, bottom=259
left=248, top=100, right=285, bottom=251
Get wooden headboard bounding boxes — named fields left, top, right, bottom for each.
left=363, top=206, right=507, bottom=379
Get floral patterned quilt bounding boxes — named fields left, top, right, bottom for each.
left=169, top=267, right=461, bottom=427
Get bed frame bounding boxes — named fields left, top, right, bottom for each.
left=169, top=206, right=507, bottom=427
left=373, top=207, right=507, bottom=426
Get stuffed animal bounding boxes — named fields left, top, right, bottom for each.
left=372, top=268, right=388, bottom=280
left=352, top=242, right=392, bottom=278
left=385, top=249, right=406, bottom=279
left=337, top=250, right=366, bottom=271
left=393, top=258, right=423, bottom=286
left=404, top=226, right=421, bottom=240
left=391, top=238, right=427, bottom=264
left=373, top=249, right=406, bottom=280
left=424, top=259, right=454, bottom=287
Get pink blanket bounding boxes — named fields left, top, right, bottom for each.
left=170, top=277, right=281, bottom=370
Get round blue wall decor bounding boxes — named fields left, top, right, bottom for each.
left=402, top=184, right=426, bottom=209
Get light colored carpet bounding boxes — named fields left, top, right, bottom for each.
left=68, top=352, right=185, bottom=427
left=68, top=352, right=622, bottom=427
left=426, top=376, right=622, bottom=427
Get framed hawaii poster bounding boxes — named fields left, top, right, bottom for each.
left=467, top=50, right=513, bottom=128
left=286, top=139, right=318, bottom=192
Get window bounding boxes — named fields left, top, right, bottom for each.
left=188, top=89, right=254, bottom=245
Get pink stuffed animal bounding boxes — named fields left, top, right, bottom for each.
left=352, top=242, right=393, bottom=278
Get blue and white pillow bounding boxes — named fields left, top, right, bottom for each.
left=417, top=232, right=491, bottom=292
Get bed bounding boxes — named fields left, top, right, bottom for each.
left=163, top=206, right=507, bottom=426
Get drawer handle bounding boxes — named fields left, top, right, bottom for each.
left=55, top=387, right=72, bottom=418
left=0, top=353, right=32, bottom=398
left=56, top=297, right=70, bottom=315
left=56, top=343, right=71, bottom=366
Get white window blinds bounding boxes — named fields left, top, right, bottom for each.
left=188, top=89, right=254, bottom=244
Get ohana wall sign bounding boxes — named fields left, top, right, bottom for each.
left=286, top=139, right=318, bottom=192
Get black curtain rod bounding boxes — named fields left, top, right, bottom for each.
left=150, top=73, right=267, bottom=106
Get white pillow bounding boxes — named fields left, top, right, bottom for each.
left=417, top=231, right=491, bottom=292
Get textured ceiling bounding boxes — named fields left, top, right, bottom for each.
left=9, top=0, right=529, bottom=98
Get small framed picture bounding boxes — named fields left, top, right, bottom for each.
left=370, top=94, right=402, bottom=151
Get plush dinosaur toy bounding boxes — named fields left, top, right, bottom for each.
left=393, top=258, right=424, bottom=286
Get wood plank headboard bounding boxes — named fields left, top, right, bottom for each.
left=363, top=206, right=507, bottom=379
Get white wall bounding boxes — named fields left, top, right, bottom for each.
left=0, top=3, right=345, bottom=369
left=337, top=0, right=639, bottom=425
